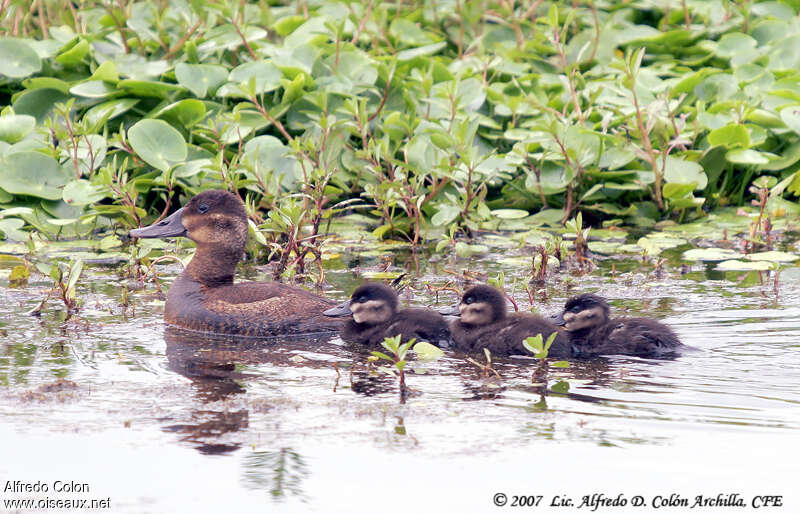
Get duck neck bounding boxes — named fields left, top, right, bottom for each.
left=184, top=243, right=243, bottom=287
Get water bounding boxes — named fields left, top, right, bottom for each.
left=1, top=244, right=799, bottom=513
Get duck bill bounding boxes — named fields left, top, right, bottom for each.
left=130, top=208, right=187, bottom=239
left=437, top=304, right=461, bottom=316
left=323, top=300, right=352, bottom=317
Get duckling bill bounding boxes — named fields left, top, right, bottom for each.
left=130, top=190, right=342, bottom=337
left=557, top=294, right=684, bottom=358
left=449, top=285, right=570, bottom=358
left=324, top=283, right=450, bottom=347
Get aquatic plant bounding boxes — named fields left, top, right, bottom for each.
left=30, top=258, right=84, bottom=317
left=0, top=0, right=800, bottom=272
left=370, top=334, right=414, bottom=399
left=523, top=333, right=570, bottom=394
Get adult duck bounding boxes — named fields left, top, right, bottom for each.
left=558, top=294, right=684, bottom=357
left=323, top=282, right=450, bottom=347
left=130, top=189, right=342, bottom=337
left=449, top=285, right=570, bottom=358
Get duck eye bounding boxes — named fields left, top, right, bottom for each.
left=197, top=203, right=209, bottom=214
left=464, top=297, right=474, bottom=305
left=570, top=306, right=582, bottom=313
left=355, top=296, right=367, bottom=303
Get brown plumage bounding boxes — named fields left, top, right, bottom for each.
left=130, top=190, right=342, bottom=337
left=324, top=283, right=451, bottom=346
left=559, top=294, right=684, bottom=358
left=449, top=285, right=570, bottom=357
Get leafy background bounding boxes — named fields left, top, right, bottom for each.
left=1, top=0, right=800, bottom=272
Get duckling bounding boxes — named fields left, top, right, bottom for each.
left=559, top=294, right=683, bottom=357
left=129, top=190, right=342, bottom=337
left=449, top=285, right=570, bottom=358
left=323, top=283, right=450, bottom=346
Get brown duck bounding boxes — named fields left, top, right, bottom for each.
left=130, top=190, right=342, bottom=337
left=449, top=285, right=570, bottom=358
left=323, top=282, right=451, bottom=346
left=557, top=294, right=684, bottom=357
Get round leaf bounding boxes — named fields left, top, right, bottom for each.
left=152, top=99, right=206, bottom=128
left=682, top=248, right=743, bottom=262
left=128, top=119, right=187, bottom=171
left=63, top=179, right=106, bottom=206
left=0, top=114, right=35, bottom=143
left=492, top=208, right=529, bottom=219
left=0, top=39, right=42, bottom=78
left=0, top=152, right=70, bottom=200
left=175, top=63, right=228, bottom=98
left=663, top=156, right=707, bottom=189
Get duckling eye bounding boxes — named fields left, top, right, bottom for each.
left=464, top=297, right=474, bottom=305
left=570, top=305, right=582, bottom=313
left=197, top=203, right=209, bottom=214
left=354, top=296, right=367, bottom=303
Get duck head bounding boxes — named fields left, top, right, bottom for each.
left=323, top=283, right=398, bottom=325
left=458, top=285, right=507, bottom=326
left=558, top=294, right=610, bottom=332
left=130, top=190, right=248, bottom=285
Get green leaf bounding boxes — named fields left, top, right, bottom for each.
left=551, top=380, right=570, bottom=393
left=175, top=63, right=228, bottom=98
left=0, top=114, right=35, bottom=143
left=69, top=80, right=118, bottom=99
left=63, top=179, right=106, bottom=206
left=370, top=351, right=393, bottom=361
left=128, top=119, right=187, bottom=172
left=151, top=99, right=206, bottom=128
left=725, top=149, right=770, bottom=165
left=707, top=124, right=750, bottom=148
left=715, top=259, right=774, bottom=271
left=431, top=205, right=461, bottom=226
left=746, top=251, right=798, bottom=262
left=663, top=156, right=707, bottom=189
left=226, top=60, right=282, bottom=95
left=551, top=361, right=570, bottom=368
left=0, top=152, right=70, bottom=200
left=491, top=208, right=529, bottom=219
left=682, top=248, right=743, bottom=261
left=83, top=98, right=139, bottom=129
left=412, top=341, right=444, bottom=361
left=780, top=106, right=800, bottom=136
left=55, top=38, right=89, bottom=67
left=0, top=39, right=42, bottom=78
left=396, top=42, right=446, bottom=61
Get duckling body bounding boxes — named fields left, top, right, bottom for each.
left=560, top=294, right=683, bottom=358
left=324, top=283, right=450, bottom=346
left=130, top=190, right=342, bottom=337
left=450, top=285, right=570, bottom=358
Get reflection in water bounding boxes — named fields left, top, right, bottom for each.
left=3, top=248, right=800, bottom=512
left=241, top=448, right=309, bottom=501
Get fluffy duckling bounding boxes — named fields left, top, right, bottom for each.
left=449, top=285, right=570, bottom=358
left=559, top=294, right=683, bottom=357
left=130, top=190, right=342, bottom=337
left=323, top=283, right=450, bottom=346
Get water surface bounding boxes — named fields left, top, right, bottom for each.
left=1, top=244, right=799, bottom=513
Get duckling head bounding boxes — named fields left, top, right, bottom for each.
left=459, top=285, right=507, bottom=326
left=559, top=294, right=610, bottom=332
left=130, top=189, right=248, bottom=253
left=323, top=283, right=398, bottom=325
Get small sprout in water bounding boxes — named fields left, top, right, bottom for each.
left=371, top=335, right=415, bottom=399
left=466, top=348, right=501, bottom=379
left=523, top=333, right=570, bottom=393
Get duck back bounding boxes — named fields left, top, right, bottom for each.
left=166, top=273, right=343, bottom=337
left=341, top=308, right=450, bottom=346
left=451, top=313, right=570, bottom=358
left=570, top=317, right=682, bottom=358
